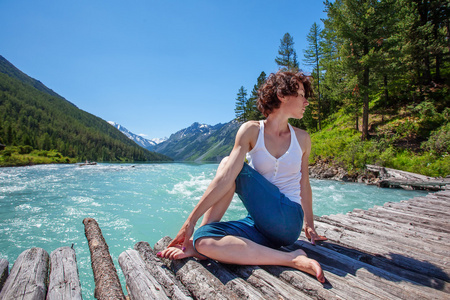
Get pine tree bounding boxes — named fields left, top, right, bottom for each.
left=275, top=33, right=299, bottom=71
left=235, top=86, right=248, bottom=123
left=325, top=0, right=386, bottom=140
left=247, top=72, right=266, bottom=121
left=303, top=22, right=324, bottom=130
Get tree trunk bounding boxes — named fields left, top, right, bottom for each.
left=362, top=66, right=370, bottom=141
left=83, top=218, right=125, bottom=300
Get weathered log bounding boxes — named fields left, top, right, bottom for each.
left=383, top=201, right=450, bottom=219
left=261, top=263, right=385, bottom=300
left=47, top=246, right=82, bottom=300
left=406, top=197, right=450, bottom=209
left=345, top=211, right=450, bottom=245
left=366, top=164, right=450, bottom=190
left=314, top=220, right=450, bottom=281
left=0, top=259, right=9, bottom=293
left=0, top=248, right=49, bottom=300
left=318, top=214, right=450, bottom=257
left=358, top=207, right=450, bottom=234
left=287, top=239, right=449, bottom=300
left=154, top=236, right=253, bottom=300
left=118, top=250, right=170, bottom=300
left=133, top=242, right=193, bottom=300
left=223, top=264, right=312, bottom=300
left=83, top=218, right=125, bottom=300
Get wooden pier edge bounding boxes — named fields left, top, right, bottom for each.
left=118, top=190, right=450, bottom=300
left=366, top=164, right=450, bottom=190
left=0, top=191, right=448, bottom=299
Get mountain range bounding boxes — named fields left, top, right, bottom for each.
left=153, top=121, right=239, bottom=161
left=112, top=120, right=240, bottom=162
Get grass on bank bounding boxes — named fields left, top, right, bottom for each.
left=0, top=146, right=76, bottom=167
left=309, top=106, right=450, bottom=178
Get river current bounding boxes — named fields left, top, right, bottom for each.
left=0, top=163, right=427, bottom=298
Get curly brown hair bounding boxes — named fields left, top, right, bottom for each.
left=257, top=71, right=313, bottom=117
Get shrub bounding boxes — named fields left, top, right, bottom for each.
left=421, top=123, right=450, bottom=156
left=19, top=145, right=33, bottom=154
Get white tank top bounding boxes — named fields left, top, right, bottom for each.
left=246, top=120, right=303, bottom=204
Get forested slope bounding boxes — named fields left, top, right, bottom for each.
left=234, top=0, right=449, bottom=177
left=0, top=55, right=171, bottom=163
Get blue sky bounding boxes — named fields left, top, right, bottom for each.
left=0, top=0, right=328, bottom=139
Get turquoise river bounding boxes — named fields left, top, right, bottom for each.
left=0, top=163, right=427, bottom=299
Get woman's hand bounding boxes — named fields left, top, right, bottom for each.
left=168, top=220, right=195, bottom=250
left=305, top=225, right=327, bottom=245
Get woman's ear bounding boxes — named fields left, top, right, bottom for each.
left=277, top=92, right=287, bottom=103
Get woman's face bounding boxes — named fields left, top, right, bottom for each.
left=283, top=82, right=309, bottom=119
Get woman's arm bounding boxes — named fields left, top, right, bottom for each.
left=168, top=122, right=257, bottom=249
left=299, top=132, right=327, bottom=245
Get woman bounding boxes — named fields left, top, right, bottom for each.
left=158, top=71, right=327, bottom=283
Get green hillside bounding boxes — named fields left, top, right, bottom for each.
left=0, top=55, right=171, bottom=165
left=234, top=0, right=449, bottom=177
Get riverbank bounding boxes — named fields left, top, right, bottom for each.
left=0, top=146, right=76, bottom=167
left=309, top=159, right=450, bottom=191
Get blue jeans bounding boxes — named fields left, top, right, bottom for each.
left=193, top=163, right=304, bottom=250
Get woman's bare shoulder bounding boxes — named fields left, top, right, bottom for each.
left=291, top=126, right=310, bottom=139
left=291, top=126, right=311, bottom=149
left=238, top=121, right=260, bottom=134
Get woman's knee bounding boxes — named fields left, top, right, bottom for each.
left=195, top=237, right=219, bottom=254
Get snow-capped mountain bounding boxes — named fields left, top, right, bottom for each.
left=107, top=121, right=166, bottom=149
left=152, top=121, right=240, bottom=161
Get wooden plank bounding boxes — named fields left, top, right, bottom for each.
left=406, top=197, right=450, bottom=209
left=289, top=238, right=449, bottom=299
left=47, top=246, right=82, bottom=300
left=314, top=220, right=450, bottom=281
left=133, top=241, right=193, bottom=300
left=353, top=207, right=450, bottom=233
left=0, top=248, right=49, bottom=300
left=118, top=250, right=170, bottom=300
left=83, top=218, right=125, bottom=300
left=373, top=205, right=450, bottom=229
left=153, top=237, right=314, bottom=299
left=314, top=239, right=450, bottom=294
left=383, top=202, right=450, bottom=218
left=0, top=259, right=8, bottom=293
left=319, top=214, right=450, bottom=257
left=224, top=264, right=313, bottom=300
left=366, top=165, right=450, bottom=190
left=346, top=211, right=450, bottom=245
left=263, top=263, right=398, bottom=300
left=153, top=237, right=241, bottom=300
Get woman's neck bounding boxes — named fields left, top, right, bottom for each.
left=265, top=113, right=290, bottom=136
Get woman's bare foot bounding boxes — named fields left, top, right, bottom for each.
left=157, top=239, right=206, bottom=260
left=290, top=249, right=325, bottom=283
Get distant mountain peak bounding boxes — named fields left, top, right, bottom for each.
left=108, top=121, right=166, bottom=149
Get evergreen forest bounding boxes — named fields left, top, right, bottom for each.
left=0, top=55, right=171, bottom=166
left=235, top=0, right=449, bottom=177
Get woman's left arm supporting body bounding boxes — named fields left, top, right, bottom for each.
left=297, top=129, right=327, bottom=245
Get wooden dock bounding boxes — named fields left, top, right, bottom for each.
left=0, top=190, right=449, bottom=299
